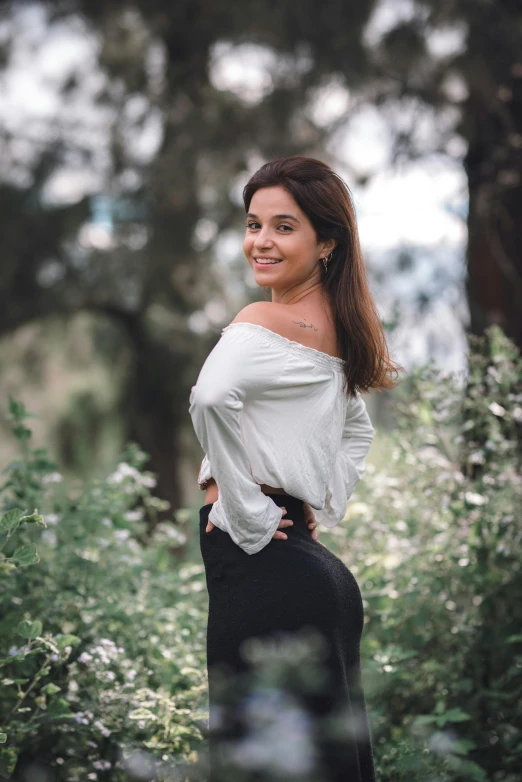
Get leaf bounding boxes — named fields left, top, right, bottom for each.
left=47, top=698, right=71, bottom=716
left=418, top=402, right=433, bottom=425
left=55, top=634, right=81, bottom=650
left=17, top=619, right=43, bottom=640
left=450, top=738, right=478, bottom=756
left=445, top=755, right=488, bottom=780
left=0, top=509, right=22, bottom=533
left=442, top=708, right=472, bottom=723
left=412, top=714, right=437, bottom=725
left=11, top=544, right=39, bottom=567
left=0, top=743, right=18, bottom=775
left=8, top=396, right=27, bottom=420
left=42, top=683, right=61, bottom=695
left=1, top=461, right=23, bottom=475
left=0, top=734, right=6, bottom=743
left=12, top=425, right=31, bottom=443
left=3, top=678, right=29, bottom=685
left=128, top=707, right=158, bottom=721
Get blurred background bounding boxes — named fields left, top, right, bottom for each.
left=1, top=3, right=521, bottom=779
left=0, top=0, right=520, bottom=514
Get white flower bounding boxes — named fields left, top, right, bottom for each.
left=107, top=462, right=141, bottom=485
left=488, top=401, right=506, bottom=417
left=487, top=366, right=502, bottom=384
left=124, top=510, right=143, bottom=522
left=115, top=529, right=131, bottom=542
left=93, top=761, right=112, bottom=771
left=228, top=689, right=316, bottom=775
left=465, top=491, right=488, bottom=506
left=44, top=513, right=61, bottom=525
left=429, top=729, right=459, bottom=754
left=74, top=711, right=90, bottom=725
left=153, top=524, right=187, bottom=545
left=93, top=719, right=111, bottom=737
left=42, top=472, right=63, bottom=484
left=41, top=530, right=57, bottom=546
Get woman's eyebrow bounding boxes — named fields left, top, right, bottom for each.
left=246, top=212, right=300, bottom=224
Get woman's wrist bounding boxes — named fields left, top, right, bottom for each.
left=204, top=478, right=219, bottom=505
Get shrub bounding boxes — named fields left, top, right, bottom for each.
left=0, top=398, right=209, bottom=781
left=331, top=325, right=522, bottom=781
left=1, top=323, right=520, bottom=782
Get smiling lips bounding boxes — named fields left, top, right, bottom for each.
left=254, top=257, right=283, bottom=265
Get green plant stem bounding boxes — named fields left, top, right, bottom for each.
left=5, top=650, right=54, bottom=722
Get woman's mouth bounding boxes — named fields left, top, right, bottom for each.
left=254, top=257, right=284, bottom=268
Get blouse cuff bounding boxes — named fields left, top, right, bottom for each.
left=313, top=457, right=363, bottom=529
left=208, top=494, right=284, bottom=555
left=197, top=455, right=213, bottom=490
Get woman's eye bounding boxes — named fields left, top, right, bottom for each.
left=246, top=222, right=292, bottom=231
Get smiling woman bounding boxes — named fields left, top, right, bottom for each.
left=244, top=188, right=338, bottom=295
left=247, top=216, right=297, bottom=267
left=190, top=155, right=404, bottom=781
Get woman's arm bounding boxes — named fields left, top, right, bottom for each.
left=189, top=325, right=289, bottom=554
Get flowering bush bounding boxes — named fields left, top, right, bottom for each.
left=0, top=323, right=520, bottom=781
left=329, top=325, right=522, bottom=781
left=0, top=398, right=209, bottom=780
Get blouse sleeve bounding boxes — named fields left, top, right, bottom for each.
left=314, top=391, right=375, bottom=529
left=188, top=327, right=289, bottom=555
left=197, top=454, right=213, bottom=490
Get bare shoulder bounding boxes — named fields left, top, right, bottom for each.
left=229, top=301, right=339, bottom=356
left=229, top=301, right=284, bottom=330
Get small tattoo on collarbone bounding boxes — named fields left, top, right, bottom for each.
left=292, top=321, right=318, bottom=331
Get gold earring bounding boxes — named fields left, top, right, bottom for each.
left=322, top=251, right=333, bottom=272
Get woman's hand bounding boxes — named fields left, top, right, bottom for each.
left=304, top=501, right=323, bottom=544
left=272, top=504, right=323, bottom=544
left=272, top=507, right=293, bottom=540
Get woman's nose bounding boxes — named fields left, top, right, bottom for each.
left=254, top=235, right=275, bottom=249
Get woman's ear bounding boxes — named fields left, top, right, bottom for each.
left=322, top=239, right=336, bottom=256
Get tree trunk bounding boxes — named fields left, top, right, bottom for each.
left=464, top=8, right=522, bottom=352
left=465, top=145, right=522, bottom=352
left=123, top=316, right=193, bottom=526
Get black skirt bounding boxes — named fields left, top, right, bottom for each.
left=199, top=492, right=376, bottom=782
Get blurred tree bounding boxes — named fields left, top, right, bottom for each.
left=1, top=0, right=520, bottom=515
left=364, top=0, right=522, bottom=349
left=0, top=0, right=374, bottom=513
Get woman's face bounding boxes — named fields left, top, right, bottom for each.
left=243, top=186, right=334, bottom=297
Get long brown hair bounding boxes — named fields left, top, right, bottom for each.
left=243, top=155, right=405, bottom=398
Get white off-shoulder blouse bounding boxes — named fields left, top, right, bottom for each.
left=188, top=321, right=375, bottom=555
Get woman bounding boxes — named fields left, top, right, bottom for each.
left=189, top=155, right=402, bottom=781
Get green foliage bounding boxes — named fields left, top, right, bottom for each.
left=331, top=325, right=522, bottom=781
left=0, top=324, right=520, bottom=781
left=0, top=398, right=209, bottom=780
